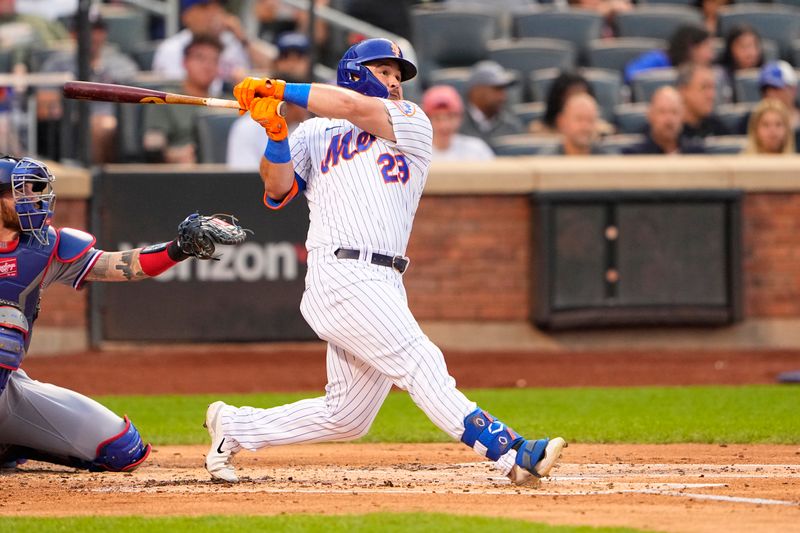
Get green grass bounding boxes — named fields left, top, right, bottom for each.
left=99, top=385, right=800, bottom=446
left=2, top=514, right=650, bottom=533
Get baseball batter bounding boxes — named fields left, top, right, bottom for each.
left=0, top=157, right=246, bottom=472
left=205, top=38, right=566, bottom=485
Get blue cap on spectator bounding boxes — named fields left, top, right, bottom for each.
left=277, top=32, right=310, bottom=56
left=759, top=60, right=798, bottom=90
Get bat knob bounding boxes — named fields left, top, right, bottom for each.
left=276, top=101, right=286, bottom=118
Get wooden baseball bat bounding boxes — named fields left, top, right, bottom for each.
left=62, top=81, right=285, bottom=115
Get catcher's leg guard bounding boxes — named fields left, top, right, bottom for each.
left=90, top=416, right=151, bottom=472
left=460, top=408, right=522, bottom=461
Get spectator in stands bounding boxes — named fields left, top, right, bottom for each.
left=567, top=0, right=632, bottom=38
left=695, top=0, right=730, bottom=36
left=624, top=25, right=714, bottom=84
left=540, top=93, right=610, bottom=155
left=420, top=85, right=494, bottom=162
left=153, top=0, right=275, bottom=92
left=758, top=61, right=800, bottom=131
left=530, top=71, right=614, bottom=137
left=716, top=24, right=763, bottom=104
left=623, top=86, right=705, bottom=154
left=273, top=31, right=311, bottom=81
left=144, top=35, right=223, bottom=164
left=35, top=13, right=139, bottom=163
left=254, top=0, right=328, bottom=49
left=460, top=60, right=524, bottom=145
left=743, top=98, right=795, bottom=155
left=676, top=63, right=728, bottom=143
left=0, top=0, right=68, bottom=71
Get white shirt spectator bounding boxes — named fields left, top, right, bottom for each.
left=432, top=134, right=495, bottom=161
left=153, top=29, right=249, bottom=91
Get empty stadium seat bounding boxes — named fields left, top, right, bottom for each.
left=733, top=69, right=761, bottom=104
left=411, top=6, right=499, bottom=75
left=426, top=67, right=472, bottom=101
left=716, top=103, right=753, bottom=135
left=488, top=38, right=576, bottom=101
left=586, top=38, right=667, bottom=74
left=512, top=8, right=602, bottom=63
left=0, top=49, right=13, bottom=73
left=616, top=6, right=704, bottom=41
left=510, top=101, right=545, bottom=128
left=529, top=68, right=622, bottom=122
left=600, top=133, right=647, bottom=153
left=99, top=4, right=150, bottom=56
left=491, top=133, right=559, bottom=156
left=704, top=135, right=747, bottom=154
left=630, top=68, right=677, bottom=103
left=583, top=68, right=624, bottom=121
left=195, top=112, right=239, bottom=164
left=614, top=102, right=649, bottom=134
left=718, top=5, right=800, bottom=60
left=132, top=41, right=162, bottom=71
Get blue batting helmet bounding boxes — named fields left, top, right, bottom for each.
left=337, top=38, right=417, bottom=98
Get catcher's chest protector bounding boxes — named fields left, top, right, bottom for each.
left=0, top=227, right=58, bottom=345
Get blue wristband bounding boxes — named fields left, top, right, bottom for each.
left=283, top=83, right=311, bottom=109
left=265, top=138, right=291, bottom=163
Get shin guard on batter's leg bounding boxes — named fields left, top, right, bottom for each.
left=461, top=408, right=567, bottom=486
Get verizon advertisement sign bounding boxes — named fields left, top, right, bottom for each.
left=90, top=169, right=315, bottom=342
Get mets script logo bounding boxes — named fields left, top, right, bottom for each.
left=0, top=258, right=17, bottom=278
left=320, top=129, right=376, bottom=173
left=392, top=100, right=416, bottom=117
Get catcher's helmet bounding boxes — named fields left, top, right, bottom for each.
left=10, top=157, right=56, bottom=245
left=0, top=156, right=18, bottom=191
left=337, top=38, right=417, bottom=98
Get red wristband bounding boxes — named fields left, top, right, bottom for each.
left=139, top=241, right=183, bottom=276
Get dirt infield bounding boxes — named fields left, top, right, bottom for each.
left=8, top=347, right=800, bottom=531
left=2, top=443, right=799, bottom=532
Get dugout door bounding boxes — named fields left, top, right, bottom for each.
left=532, top=190, right=743, bottom=329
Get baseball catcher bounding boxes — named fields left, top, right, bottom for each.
left=0, top=156, right=247, bottom=472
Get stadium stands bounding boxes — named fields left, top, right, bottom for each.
left=488, top=38, right=576, bottom=100
left=615, top=6, right=704, bottom=41
left=718, top=4, right=800, bottom=60
left=195, top=112, right=239, bottom=164
left=512, top=8, right=602, bottom=63
left=490, top=133, right=559, bottom=156
left=586, top=38, right=667, bottom=73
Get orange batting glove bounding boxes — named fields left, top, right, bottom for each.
left=249, top=97, right=288, bottom=141
left=233, top=77, right=286, bottom=113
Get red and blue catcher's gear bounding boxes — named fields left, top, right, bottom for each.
left=0, top=227, right=95, bottom=356
left=336, top=38, right=417, bottom=98
left=0, top=306, right=27, bottom=394
left=90, top=416, right=151, bottom=472
left=10, top=158, right=56, bottom=246
left=0, top=416, right=151, bottom=472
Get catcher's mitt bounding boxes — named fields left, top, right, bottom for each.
left=176, top=213, right=249, bottom=260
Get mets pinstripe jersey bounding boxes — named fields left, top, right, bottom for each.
left=287, top=99, right=433, bottom=255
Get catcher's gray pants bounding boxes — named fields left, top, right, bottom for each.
left=219, top=248, right=477, bottom=451
left=0, top=369, right=126, bottom=463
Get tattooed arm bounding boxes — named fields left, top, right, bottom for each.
left=85, top=249, right=150, bottom=282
